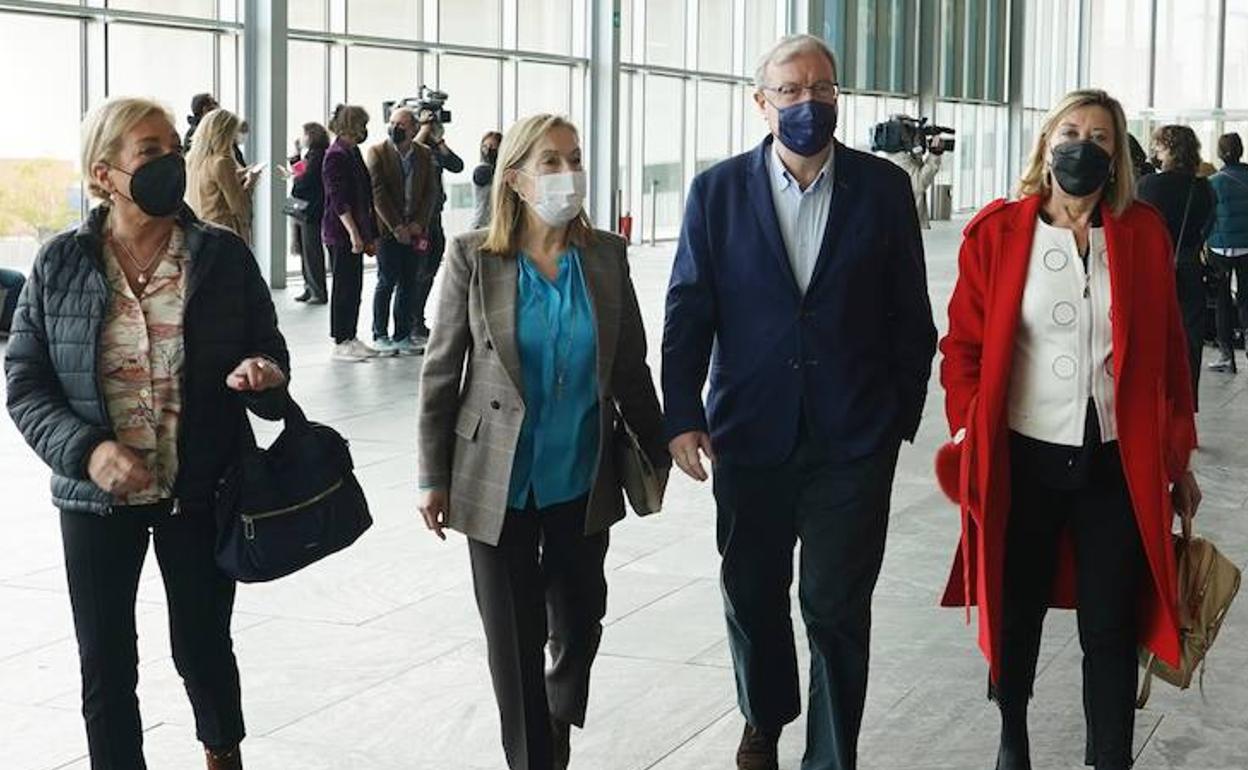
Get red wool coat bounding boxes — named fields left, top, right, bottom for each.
left=936, top=194, right=1197, bottom=683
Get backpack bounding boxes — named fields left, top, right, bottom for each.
left=1136, top=513, right=1241, bottom=707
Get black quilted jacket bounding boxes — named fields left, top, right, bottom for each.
left=4, top=204, right=290, bottom=515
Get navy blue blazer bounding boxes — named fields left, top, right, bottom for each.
left=661, top=137, right=937, bottom=466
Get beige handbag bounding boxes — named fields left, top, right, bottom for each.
left=612, top=402, right=667, bottom=516
left=1137, top=512, right=1241, bottom=707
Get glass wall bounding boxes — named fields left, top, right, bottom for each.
left=289, top=0, right=588, bottom=238
left=620, top=0, right=788, bottom=243
left=0, top=5, right=241, bottom=273
left=1088, top=0, right=1248, bottom=171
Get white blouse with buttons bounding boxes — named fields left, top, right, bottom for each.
left=1008, top=216, right=1116, bottom=447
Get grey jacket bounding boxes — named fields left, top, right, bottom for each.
left=416, top=229, right=667, bottom=545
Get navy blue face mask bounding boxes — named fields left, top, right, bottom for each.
left=775, top=100, right=838, bottom=157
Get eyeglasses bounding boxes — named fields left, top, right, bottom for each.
left=762, top=81, right=840, bottom=107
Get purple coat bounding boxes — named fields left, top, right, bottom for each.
left=321, top=137, right=378, bottom=248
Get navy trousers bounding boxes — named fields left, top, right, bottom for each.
left=713, top=430, right=900, bottom=770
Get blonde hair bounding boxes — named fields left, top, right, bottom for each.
left=328, top=104, right=369, bottom=142
left=1017, top=89, right=1136, bottom=216
left=185, top=108, right=242, bottom=168
left=481, top=114, right=594, bottom=256
left=80, top=97, right=176, bottom=200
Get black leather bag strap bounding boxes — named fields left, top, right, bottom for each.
left=1174, top=178, right=1195, bottom=265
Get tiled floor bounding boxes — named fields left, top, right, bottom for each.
left=2, top=221, right=1246, bottom=769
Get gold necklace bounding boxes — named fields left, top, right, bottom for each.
left=110, top=232, right=171, bottom=287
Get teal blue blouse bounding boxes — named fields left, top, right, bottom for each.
left=507, top=248, right=600, bottom=510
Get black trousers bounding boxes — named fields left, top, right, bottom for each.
left=467, top=495, right=608, bottom=770
left=713, top=432, right=901, bottom=770
left=995, top=444, right=1144, bottom=770
left=329, top=242, right=363, bottom=344
left=1175, top=261, right=1205, bottom=410
left=60, top=505, right=243, bottom=770
left=1208, top=251, right=1248, bottom=362
left=371, top=235, right=418, bottom=341
left=299, top=216, right=328, bottom=301
left=412, top=216, right=446, bottom=336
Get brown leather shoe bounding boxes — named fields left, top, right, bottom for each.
left=205, top=745, right=243, bottom=770
left=736, top=723, right=780, bottom=770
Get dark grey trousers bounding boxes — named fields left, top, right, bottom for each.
left=713, top=432, right=901, bottom=770
left=467, top=495, right=608, bottom=770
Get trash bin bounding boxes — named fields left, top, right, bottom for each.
left=930, top=183, right=953, bottom=221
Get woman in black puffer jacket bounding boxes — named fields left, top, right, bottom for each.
left=4, top=97, right=290, bottom=770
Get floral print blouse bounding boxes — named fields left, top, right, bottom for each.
left=99, top=225, right=188, bottom=505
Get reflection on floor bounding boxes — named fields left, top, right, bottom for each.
left=2, top=220, right=1246, bottom=769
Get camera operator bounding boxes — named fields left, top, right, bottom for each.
left=412, top=108, right=464, bottom=342
left=885, top=136, right=945, bottom=229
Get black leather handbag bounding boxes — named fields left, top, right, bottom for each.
left=282, top=196, right=310, bottom=221
left=214, top=397, right=371, bottom=583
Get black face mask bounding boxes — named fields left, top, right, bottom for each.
left=483, top=147, right=498, bottom=165
left=109, top=152, right=186, bottom=218
left=1051, top=140, right=1112, bottom=198
left=389, top=125, right=407, bottom=145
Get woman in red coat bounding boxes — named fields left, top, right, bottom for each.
left=936, top=89, right=1202, bottom=770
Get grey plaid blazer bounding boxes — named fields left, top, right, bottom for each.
left=417, top=228, right=668, bottom=546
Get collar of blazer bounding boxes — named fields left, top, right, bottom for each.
left=475, top=232, right=623, bottom=401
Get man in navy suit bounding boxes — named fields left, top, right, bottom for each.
left=662, top=34, right=936, bottom=770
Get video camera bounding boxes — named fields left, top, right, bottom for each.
left=870, top=115, right=955, bottom=155
left=383, top=85, right=452, bottom=125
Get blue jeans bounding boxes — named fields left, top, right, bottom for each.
left=372, top=235, right=418, bottom=341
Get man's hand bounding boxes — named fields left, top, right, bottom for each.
left=227, top=357, right=286, bottom=392
left=394, top=224, right=412, bottom=245
left=87, top=441, right=153, bottom=497
left=669, top=431, right=715, bottom=482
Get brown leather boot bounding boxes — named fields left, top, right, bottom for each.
left=736, top=723, right=780, bottom=770
left=204, top=745, right=243, bottom=770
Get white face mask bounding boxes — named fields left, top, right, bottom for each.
left=523, top=170, right=587, bottom=227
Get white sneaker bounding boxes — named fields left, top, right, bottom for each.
left=372, top=337, right=401, bottom=357
left=392, top=338, right=426, bottom=356
left=332, top=340, right=370, bottom=362
left=347, top=338, right=381, bottom=358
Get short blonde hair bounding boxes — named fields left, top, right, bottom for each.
left=481, top=114, right=594, bottom=257
left=80, top=97, right=176, bottom=200
left=328, top=104, right=369, bottom=141
left=186, top=108, right=242, bottom=167
left=1018, top=89, right=1136, bottom=216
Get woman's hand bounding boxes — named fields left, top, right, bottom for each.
left=349, top=233, right=365, bottom=254
left=418, top=488, right=449, bottom=540
left=1173, top=470, right=1203, bottom=520
left=226, top=357, right=286, bottom=392
left=87, top=441, right=153, bottom=496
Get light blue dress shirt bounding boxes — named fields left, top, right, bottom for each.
left=766, top=141, right=835, bottom=294
left=507, top=248, right=600, bottom=510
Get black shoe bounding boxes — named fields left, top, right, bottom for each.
left=294, top=291, right=311, bottom=302
left=736, top=723, right=780, bottom=770
left=1208, top=356, right=1237, bottom=373
left=551, top=717, right=570, bottom=770
left=306, top=295, right=328, bottom=305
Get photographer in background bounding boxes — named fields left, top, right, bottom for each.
left=470, top=130, right=503, bottom=229
left=875, top=116, right=950, bottom=229
left=412, top=105, right=464, bottom=342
